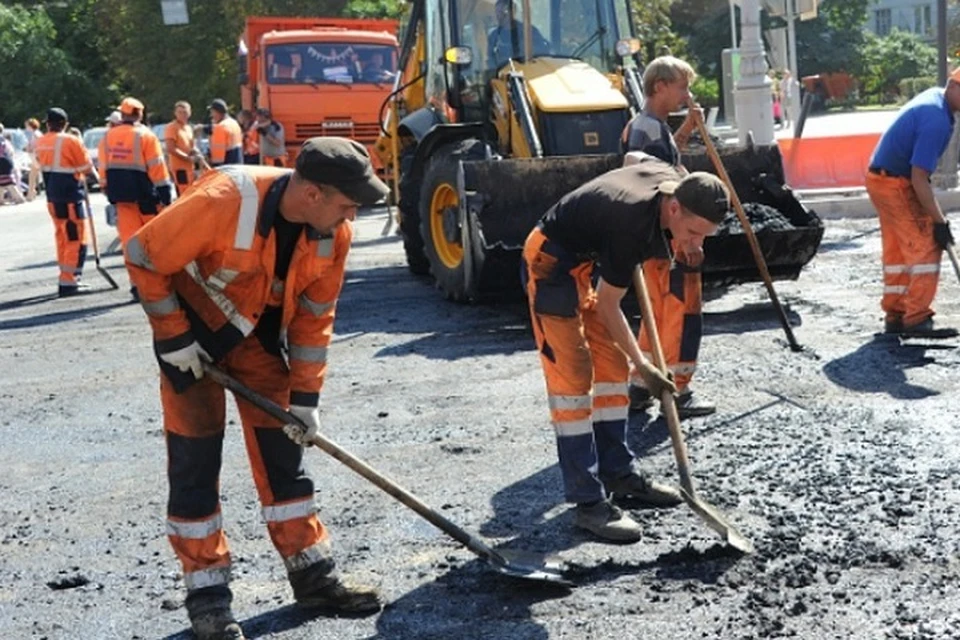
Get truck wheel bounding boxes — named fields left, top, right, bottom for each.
left=419, top=140, right=485, bottom=301
left=398, top=147, right=430, bottom=275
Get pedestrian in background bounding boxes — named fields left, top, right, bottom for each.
left=197, top=99, right=243, bottom=167
left=238, top=109, right=260, bottom=165
left=124, top=138, right=389, bottom=640
left=34, top=108, right=98, bottom=295
left=0, top=124, right=27, bottom=206
left=164, top=100, right=202, bottom=196
left=24, top=117, right=41, bottom=201
left=99, top=96, right=173, bottom=301
left=256, top=108, right=287, bottom=167
left=866, top=69, right=960, bottom=339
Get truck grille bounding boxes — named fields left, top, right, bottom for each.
left=296, top=121, right=381, bottom=144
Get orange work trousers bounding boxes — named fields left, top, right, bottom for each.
left=169, top=159, right=196, bottom=197
left=522, top=227, right=634, bottom=504
left=866, top=172, right=941, bottom=327
left=162, top=333, right=329, bottom=593
left=637, top=256, right=703, bottom=391
left=46, top=200, right=87, bottom=288
left=116, top=202, right=158, bottom=251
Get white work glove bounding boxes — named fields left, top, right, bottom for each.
left=158, top=341, right=210, bottom=380
left=283, top=405, right=320, bottom=446
left=630, top=360, right=677, bottom=399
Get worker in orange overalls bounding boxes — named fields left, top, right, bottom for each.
left=621, top=55, right=715, bottom=419
left=124, top=138, right=389, bottom=640
left=522, top=154, right=730, bottom=543
left=164, top=100, right=201, bottom=196
left=866, top=69, right=960, bottom=339
left=35, top=107, right=99, bottom=297
left=198, top=99, right=243, bottom=167
left=98, top=96, right=174, bottom=301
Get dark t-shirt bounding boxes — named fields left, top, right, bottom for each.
left=538, top=158, right=679, bottom=288
left=255, top=211, right=304, bottom=353
left=622, top=110, right=681, bottom=166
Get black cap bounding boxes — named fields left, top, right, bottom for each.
left=296, top=137, right=389, bottom=206
left=659, top=172, right=730, bottom=224
left=207, top=98, right=228, bottom=114
left=47, top=108, right=68, bottom=124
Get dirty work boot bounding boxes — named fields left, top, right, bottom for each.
left=883, top=315, right=904, bottom=334
left=290, top=564, right=383, bottom=615
left=574, top=499, right=643, bottom=542
left=674, top=389, right=716, bottom=420
left=604, top=471, right=682, bottom=507
left=628, top=384, right=654, bottom=412
left=899, top=317, right=959, bottom=339
left=184, top=586, right=245, bottom=640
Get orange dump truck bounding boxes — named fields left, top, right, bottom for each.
left=239, top=16, right=399, bottom=176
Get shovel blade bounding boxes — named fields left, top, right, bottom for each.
left=487, top=549, right=573, bottom=587
left=681, top=489, right=754, bottom=554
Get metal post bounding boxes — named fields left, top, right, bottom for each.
left=937, top=0, right=947, bottom=85
left=729, top=0, right=738, bottom=49
left=734, top=0, right=774, bottom=145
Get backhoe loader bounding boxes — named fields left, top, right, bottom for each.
left=375, top=0, right=822, bottom=301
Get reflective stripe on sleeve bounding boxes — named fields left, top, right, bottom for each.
left=184, top=261, right=255, bottom=336
left=218, top=166, right=259, bottom=250
left=316, top=237, right=334, bottom=257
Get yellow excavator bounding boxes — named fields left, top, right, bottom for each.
left=375, top=0, right=822, bottom=301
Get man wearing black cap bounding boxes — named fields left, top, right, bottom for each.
left=34, top=107, right=99, bottom=296
left=123, top=137, right=388, bottom=640
left=522, top=153, right=730, bottom=543
left=196, top=98, right=243, bottom=166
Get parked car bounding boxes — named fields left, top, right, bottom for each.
left=82, top=127, right=107, bottom=190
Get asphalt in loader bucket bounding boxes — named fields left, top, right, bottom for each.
left=454, top=144, right=823, bottom=298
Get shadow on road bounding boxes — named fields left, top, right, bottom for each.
left=701, top=302, right=802, bottom=337
left=337, top=265, right=533, bottom=361
left=823, top=334, right=941, bottom=399
left=0, top=298, right=131, bottom=330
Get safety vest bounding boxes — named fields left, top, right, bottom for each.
left=164, top=120, right=195, bottom=176
left=210, top=117, right=243, bottom=166
left=124, top=165, right=351, bottom=399
left=98, top=123, right=173, bottom=213
left=35, top=132, right=91, bottom=203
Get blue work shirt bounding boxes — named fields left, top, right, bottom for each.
left=870, top=87, right=955, bottom=177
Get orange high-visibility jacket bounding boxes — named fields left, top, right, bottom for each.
left=210, top=117, right=243, bottom=166
left=164, top=120, right=195, bottom=177
left=125, top=165, right=351, bottom=403
left=35, top=131, right=92, bottom=203
left=98, top=123, right=173, bottom=212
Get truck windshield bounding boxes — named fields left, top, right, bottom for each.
left=265, top=43, right=397, bottom=85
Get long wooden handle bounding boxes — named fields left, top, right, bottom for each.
left=201, top=362, right=500, bottom=561
left=686, top=99, right=802, bottom=352
left=947, top=244, right=960, bottom=284
left=633, top=266, right=695, bottom=494
left=81, top=182, right=102, bottom=264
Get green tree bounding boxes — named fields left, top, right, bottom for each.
left=859, top=29, right=936, bottom=101
left=343, top=0, right=404, bottom=18
left=631, top=0, right=686, bottom=64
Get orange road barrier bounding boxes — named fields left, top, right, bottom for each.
left=777, top=133, right=881, bottom=190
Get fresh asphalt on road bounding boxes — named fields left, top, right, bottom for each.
left=2, top=184, right=960, bottom=639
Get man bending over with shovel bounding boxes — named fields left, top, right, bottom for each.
left=522, top=154, right=730, bottom=542
left=125, top=137, right=389, bottom=640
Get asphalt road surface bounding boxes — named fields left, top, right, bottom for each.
left=2, top=193, right=960, bottom=639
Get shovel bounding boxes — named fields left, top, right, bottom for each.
left=81, top=181, right=120, bottom=290
left=633, top=266, right=754, bottom=554
left=201, top=362, right=572, bottom=587
left=687, top=97, right=802, bottom=353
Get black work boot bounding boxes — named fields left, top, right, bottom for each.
left=289, top=563, right=383, bottom=615
left=900, top=317, right=959, bottom=339
left=604, top=470, right=682, bottom=507
left=883, top=315, right=904, bottom=334
left=628, top=385, right=654, bottom=412
left=674, top=389, right=716, bottom=420
left=184, top=586, right=245, bottom=640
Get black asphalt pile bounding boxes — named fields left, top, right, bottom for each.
left=717, top=202, right=795, bottom=235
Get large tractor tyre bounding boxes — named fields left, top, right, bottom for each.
left=398, top=146, right=430, bottom=275
left=418, top=140, right=486, bottom=301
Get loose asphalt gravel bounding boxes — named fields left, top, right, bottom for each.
left=2, top=192, right=960, bottom=639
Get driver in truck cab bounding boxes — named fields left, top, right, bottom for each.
left=487, top=0, right=551, bottom=68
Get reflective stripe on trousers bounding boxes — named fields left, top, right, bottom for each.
left=523, top=228, right=634, bottom=504
left=866, top=172, right=942, bottom=326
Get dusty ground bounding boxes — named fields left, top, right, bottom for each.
left=2, top=192, right=960, bottom=640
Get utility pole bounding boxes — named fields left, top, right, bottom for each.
left=937, top=0, right=947, bottom=85
left=734, top=0, right=774, bottom=145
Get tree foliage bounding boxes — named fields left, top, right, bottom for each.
left=630, top=0, right=686, bottom=64
left=859, top=29, right=936, bottom=100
